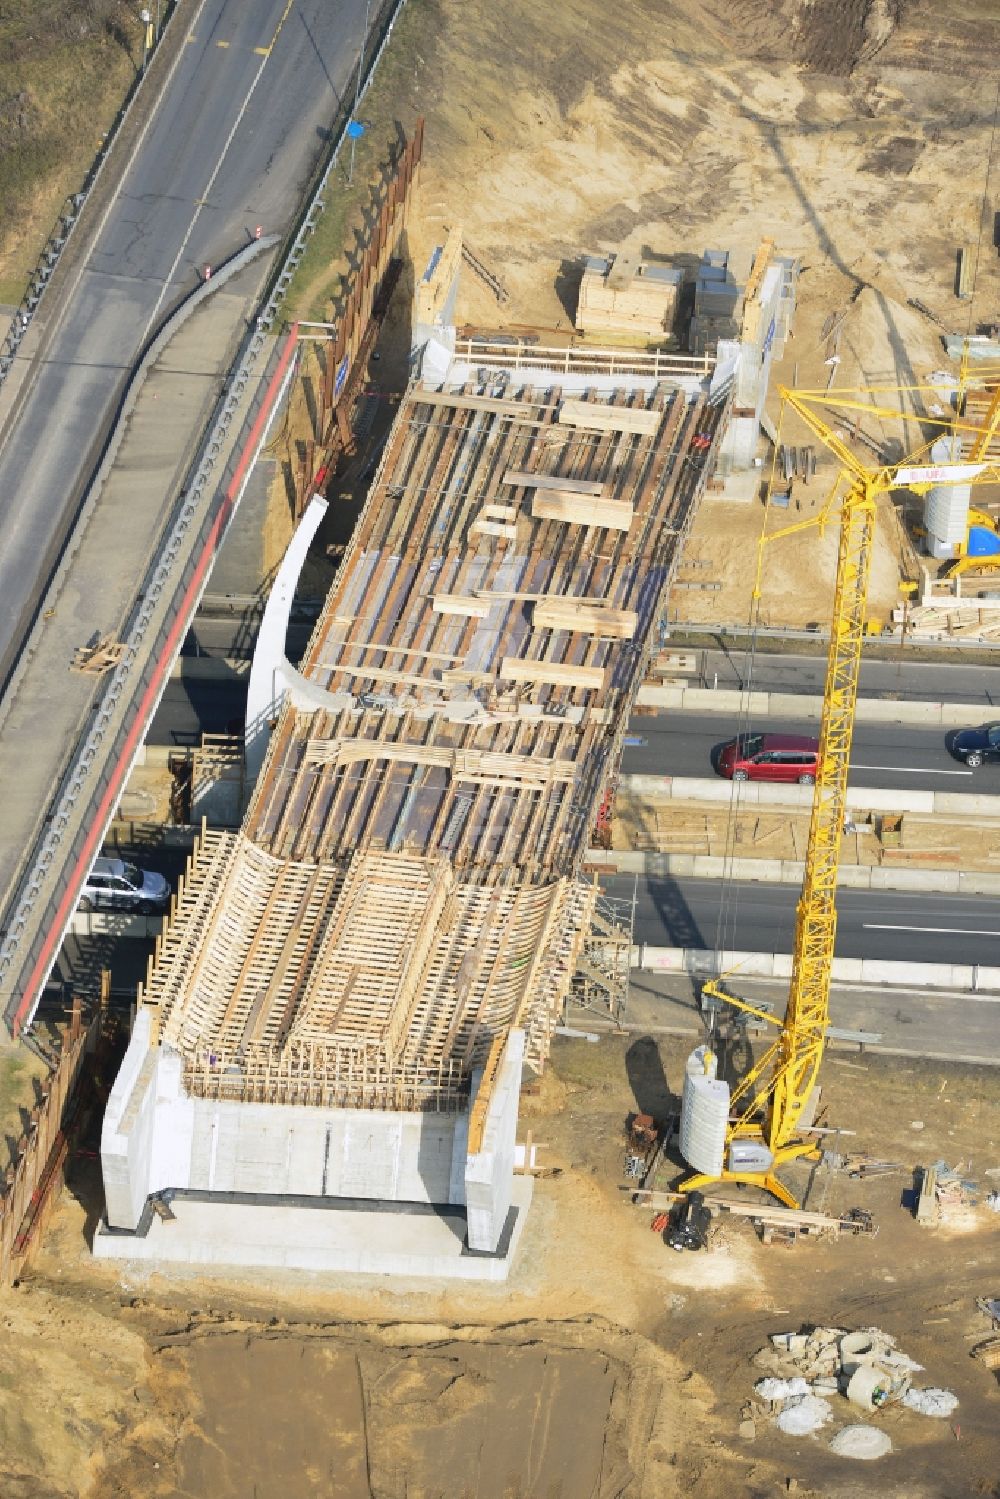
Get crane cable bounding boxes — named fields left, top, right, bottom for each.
left=708, top=401, right=787, bottom=1041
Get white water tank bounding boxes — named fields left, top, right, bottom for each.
left=679, top=1045, right=730, bottom=1176
left=924, top=435, right=971, bottom=558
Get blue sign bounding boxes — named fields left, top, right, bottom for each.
left=346, top=120, right=365, bottom=139
left=763, top=315, right=776, bottom=356
left=334, top=355, right=350, bottom=397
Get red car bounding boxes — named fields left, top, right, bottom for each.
left=717, top=732, right=819, bottom=785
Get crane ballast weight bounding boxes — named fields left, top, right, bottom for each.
left=677, top=380, right=1000, bottom=1208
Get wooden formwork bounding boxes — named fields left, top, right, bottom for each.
left=145, top=377, right=726, bottom=1102
left=0, top=1003, right=99, bottom=1285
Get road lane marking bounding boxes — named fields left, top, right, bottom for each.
left=216, top=39, right=230, bottom=47
left=862, top=924, right=1000, bottom=936
left=138, top=1, right=297, bottom=347
left=0, top=0, right=214, bottom=479
left=255, top=45, right=271, bottom=54
left=850, top=763, right=974, bottom=775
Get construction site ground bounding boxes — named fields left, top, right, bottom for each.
left=0, top=1031, right=994, bottom=1498
left=612, top=790, right=1000, bottom=875
left=5, top=2, right=1000, bottom=1496
left=266, top=0, right=1000, bottom=624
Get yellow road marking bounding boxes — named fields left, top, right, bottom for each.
left=254, top=45, right=270, bottom=55
left=268, top=0, right=295, bottom=50
left=216, top=39, right=230, bottom=48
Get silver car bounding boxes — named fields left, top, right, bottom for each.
left=79, top=857, right=170, bottom=915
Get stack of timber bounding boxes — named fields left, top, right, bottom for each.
left=576, top=254, right=681, bottom=342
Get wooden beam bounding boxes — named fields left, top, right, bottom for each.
left=530, top=492, right=633, bottom=531
left=410, top=389, right=539, bottom=418
left=471, top=518, right=518, bottom=539
left=558, top=398, right=660, bottom=435
left=503, top=469, right=606, bottom=496
left=533, top=600, right=637, bottom=639
left=304, top=738, right=575, bottom=782
left=432, top=594, right=491, bottom=618
left=500, top=657, right=606, bottom=690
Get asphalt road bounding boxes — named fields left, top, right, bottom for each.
left=621, top=971, right=1000, bottom=1065
left=688, top=645, right=1000, bottom=706
left=0, top=0, right=370, bottom=693
left=602, top=873, right=1000, bottom=967
left=622, top=710, right=1000, bottom=793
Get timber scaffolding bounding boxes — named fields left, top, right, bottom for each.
left=142, top=379, right=728, bottom=1109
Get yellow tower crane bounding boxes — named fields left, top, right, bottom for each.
left=680, top=381, right=1000, bottom=1209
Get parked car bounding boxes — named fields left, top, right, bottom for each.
left=79, top=858, right=170, bottom=915
left=716, top=732, right=819, bottom=785
left=951, top=722, right=1000, bottom=769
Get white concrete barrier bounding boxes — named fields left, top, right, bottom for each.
left=621, top=773, right=993, bottom=820
left=634, top=683, right=988, bottom=727
left=588, top=849, right=1000, bottom=895
left=634, top=946, right=999, bottom=993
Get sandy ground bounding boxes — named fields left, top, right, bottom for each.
left=1, top=1033, right=996, bottom=1498
left=612, top=792, right=1000, bottom=872
left=273, top=0, right=1000, bottom=629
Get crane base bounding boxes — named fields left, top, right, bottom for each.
left=679, top=1140, right=822, bottom=1210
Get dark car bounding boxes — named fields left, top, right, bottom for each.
left=717, top=732, right=819, bottom=785
left=952, top=722, right=1000, bottom=769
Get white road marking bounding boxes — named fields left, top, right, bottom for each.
left=850, top=763, right=973, bottom=776
left=139, top=0, right=296, bottom=345
left=862, top=923, right=1000, bottom=936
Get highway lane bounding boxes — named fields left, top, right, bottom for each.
left=601, top=873, right=1000, bottom=967
left=0, top=0, right=371, bottom=692
left=148, top=676, right=248, bottom=744
left=622, top=710, right=1000, bottom=793
left=683, top=644, right=1000, bottom=707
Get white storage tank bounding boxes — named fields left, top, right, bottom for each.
left=679, top=1045, right=730, bottom=1176
left=924, top=436, right=971, bottom=559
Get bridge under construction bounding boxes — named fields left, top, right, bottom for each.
left=98, top=341, right=727, bottom=1275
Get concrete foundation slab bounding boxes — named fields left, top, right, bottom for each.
left=93, top=1176, right=532, bottom=1282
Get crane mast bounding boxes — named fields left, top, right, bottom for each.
left=680, top=377, right=1000, bottom=1208
left=681, top=391, right=879, bottom=1208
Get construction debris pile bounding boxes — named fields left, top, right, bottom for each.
left=745, top=1325, right=958, bottom=1458
left=915, top=1159, right=980, bottom=1225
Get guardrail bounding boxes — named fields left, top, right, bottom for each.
left=0, top=4, right=178, bottom=391
left=0, top=0, right=413, bottom=1034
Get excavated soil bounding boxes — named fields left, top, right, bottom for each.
left=275, top=0, right=1000, bottom=623
left=3, top=1035, right=999, bottom=1498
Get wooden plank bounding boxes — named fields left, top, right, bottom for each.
left=432, top=594, right=490, bottom=618
left=503, top=469, right=606, bottom=496
left=558, top=398, right=660, bottom=435
left=471, top=518, right=518, bottom=539
left=411, top=389, right=539, bottom=418
left=533, top=600, right=637, bottom=639
left=304, top=738, right=575, bottom=782
left=329, top=662, right=439, bottom=690
left=481, top=503, right=517, bottom=521
left=501, top=657, right=606, bottom=690
left=530, top=492, right=633, bottom=532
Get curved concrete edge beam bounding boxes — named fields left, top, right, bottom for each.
left=246, top=494, right=329, bottom=785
